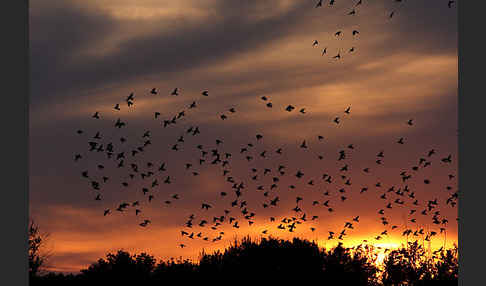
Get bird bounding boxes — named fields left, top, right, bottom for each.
left=352, top=30, right=359, bottom=36
left=441, top=155, right=452, bottom=163
left=202, top=90, right=209, bottom=96
left=300, top=140, right=308, bottom=149
left=126, top=93, right=134, bottom=102
left=407, top=119, right=413, bottom=126
left=92, top=112, right=100, bottom=119
left=151, top=88, right=158, bottom=95
left=315, top=0, right=322, bottom=8
left=171, top=88, right=179, bottom=96
left=448, top=1, right=455, bottom=8
left=335, top=31, right=342, bottom=37
left=322, top=48, right=327, bottom=55
left=114, top=104, right=120, bottom=110
left=202, top=203, right=212, bottom=210
left=286, top=105, right=295, bottom=112
left=313, top=40, right=319, bottom=46
left=344, top=107, right=351, bottom=114
left=334, top=117, right=340, bottom=124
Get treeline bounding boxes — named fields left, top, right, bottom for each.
left=30, top=237, right=457, bottom=286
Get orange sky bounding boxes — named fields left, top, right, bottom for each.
left=30, top=0, right=457, bottom=274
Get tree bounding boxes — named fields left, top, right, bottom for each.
left=28, top=219, right=50, bottom=279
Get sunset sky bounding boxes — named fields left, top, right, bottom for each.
left=29, top=0, right=457, bottom=273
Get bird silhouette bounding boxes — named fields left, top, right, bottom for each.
left=286, top=105, right=295, bottom=112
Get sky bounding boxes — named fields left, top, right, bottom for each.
left=29, top=0, right=458, bottom=273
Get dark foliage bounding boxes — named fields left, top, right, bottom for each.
left=30, top=237, right=457, bottom=286
left=382, top=241, right=458, bottom=286
left=28, top=219, right=50, bottom=281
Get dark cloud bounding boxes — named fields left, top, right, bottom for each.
left=30, top=1, right=457, bottom=109
left=30, top=1, right=313, bottom=107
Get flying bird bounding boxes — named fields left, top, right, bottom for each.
left=286, top=105, right=295, bottom=112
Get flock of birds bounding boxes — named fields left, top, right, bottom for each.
left=72, top=0, right=457, bottom=254
left=73, top=88, right=457, bottom=251
left=311, top=0, right=456, bottom=61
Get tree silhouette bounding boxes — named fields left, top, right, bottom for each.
left=30, top=237, right=458, bottom=286
left=382, top=241, right=458, bottom=286
left=79, top=250, right=156, bottom=284
left=28, top=219, right=50, bottom=280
